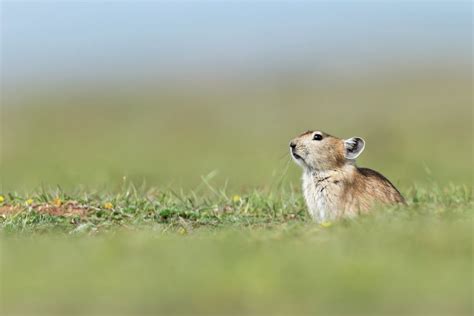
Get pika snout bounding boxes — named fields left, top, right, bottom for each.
left=289, top=141, right=304, bottom=162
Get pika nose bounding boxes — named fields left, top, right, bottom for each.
left=290, top=142, right=296, bottom=149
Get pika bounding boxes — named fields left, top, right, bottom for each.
left=290, top=130, right=405, bottom=222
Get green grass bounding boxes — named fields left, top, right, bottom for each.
left=1, top=184, right=472, bottom=315
left=1, top=69, right=472, bottom=315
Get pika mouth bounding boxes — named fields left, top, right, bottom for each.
left=291, top=150, right=304, bottom=161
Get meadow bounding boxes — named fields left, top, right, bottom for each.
left=1, top=68, right=472, bottom=315
left=1, top=184, right=472, bottom=315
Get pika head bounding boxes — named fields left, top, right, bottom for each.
left=289, top=131, right=365, bottom=171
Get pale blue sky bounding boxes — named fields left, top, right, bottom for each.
left=2, top=1, right=471, bottom=86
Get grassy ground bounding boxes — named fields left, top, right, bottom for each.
left=1, top=69, right=472, bottom=315
left=1, top=184, right=472, bottom=315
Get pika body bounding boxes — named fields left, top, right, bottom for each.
left=290, top=130, right=405, bottom=223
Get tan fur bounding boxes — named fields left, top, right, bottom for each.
left=290, top=130, right=405, bottom=222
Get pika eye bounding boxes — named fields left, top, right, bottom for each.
left=313, top=133, right=323, bottom=141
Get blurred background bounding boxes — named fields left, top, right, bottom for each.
left=1, top=1, right=472, bottom=192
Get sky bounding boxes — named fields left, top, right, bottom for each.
left=1, top=1, right=472, bottom=86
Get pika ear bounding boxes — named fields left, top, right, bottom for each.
left=344, top=137, right=365, bottom=159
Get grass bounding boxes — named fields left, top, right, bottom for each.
left=1, top=68, right=472, bottom=315
left=1, top=183, right=472, bottom=315
left=0, top=182, right=470, bottom=235
left=0, top=182, right=305, bottom=235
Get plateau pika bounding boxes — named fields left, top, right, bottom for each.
left=290, top=130, right=405, bottom=222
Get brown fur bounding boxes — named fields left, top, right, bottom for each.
left=290, top=130, right=405, bottom=222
